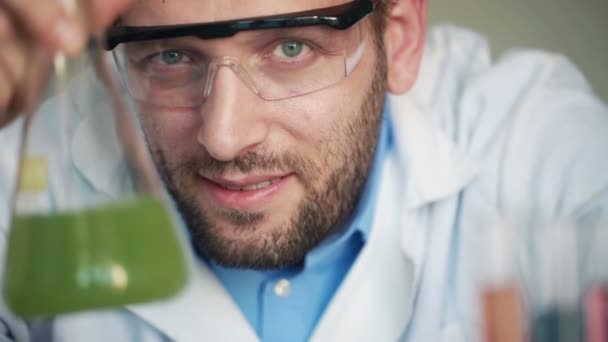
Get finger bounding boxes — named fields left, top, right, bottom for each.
left=0, top=9, right=22, bottom=122
left=0, top=44, right=24, bottom=113
left=0, top=4, right=15, bottom=41
left=0, top=23, right=28, bottom=88
left=9, top=48, right=52, bottom=117
left=0, top=10, right=52, bottom=121
left=2, top=0, right=86, bottom=54
left=0, top=60, right=16, bottom=125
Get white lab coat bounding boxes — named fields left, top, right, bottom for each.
left=0, top=25, right=607, bottom=342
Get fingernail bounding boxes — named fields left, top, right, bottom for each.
left=53, top=19, right=85, bottom=54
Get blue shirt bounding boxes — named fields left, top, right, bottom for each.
left=209, top=102, right=393, bottom=342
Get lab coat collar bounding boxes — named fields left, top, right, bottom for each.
left=125, top=239, right=259, bottom=341
left=388, top=93, right=479, bottom=209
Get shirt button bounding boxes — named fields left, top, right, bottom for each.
left=274, top=279, right=291, bottom=298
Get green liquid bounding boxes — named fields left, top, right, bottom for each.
left=3, top=197, right=188, bottom=317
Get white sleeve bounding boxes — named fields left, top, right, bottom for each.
left=498, top=52, right=608, bottom=224
left=440, top=30, right=608, bottom=342
left=458, top=46, right=608, bottom=225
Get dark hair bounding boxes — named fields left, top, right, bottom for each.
left=370, top=0, right=393, bottom=50
left=373, top=0, right=392, bottom=24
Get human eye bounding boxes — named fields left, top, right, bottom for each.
left=146, top=49, right=195, bottom=70
left=127, top=47, right=198, bottom=75
left=271, top=40, right=311, bottom=60
left=158, top=49, right=189, bottom=65
left=261, top=30, right=343, bottom=70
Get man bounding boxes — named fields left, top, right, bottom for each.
left=0, top=0, right=607, bottom=341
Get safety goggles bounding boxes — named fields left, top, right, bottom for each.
left=104, top=0, right=377, bottom=107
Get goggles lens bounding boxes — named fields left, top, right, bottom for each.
left=113, top=22, right=366, bottom=107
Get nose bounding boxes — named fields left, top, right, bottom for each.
left=196, top=65, right=269, bottom=162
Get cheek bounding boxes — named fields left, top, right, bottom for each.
left=269, top=92, right=351, bottom=147
left=269, top=49, right=375, bottom=147
left=138, top=106, right=201, bottom=156
left=265, top=92, right=360, bottom=192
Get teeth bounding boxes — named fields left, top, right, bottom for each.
left=222, top=179, right=276, bottom=191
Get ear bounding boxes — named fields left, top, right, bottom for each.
left=383, top=0, right=427, bottom=94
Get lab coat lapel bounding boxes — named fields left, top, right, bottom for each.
left=389, top=93, right=480, bottom=340
left=389, top=92, right=479, bottom=280
left=125, top=251, right=258, bottom=342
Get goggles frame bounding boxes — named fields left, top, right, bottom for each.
left=105, top=0, right=376, bottom=50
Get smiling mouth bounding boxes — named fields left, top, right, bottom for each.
left=196, top=171, right=296, bottom=211
left=199, top=172, right=289, bottom=191
left=218, top=177, right=284, bottom=191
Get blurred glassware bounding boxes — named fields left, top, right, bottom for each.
left=3, top=0, right=188, bottom=318
left=478, top=221, right=526, bottom=342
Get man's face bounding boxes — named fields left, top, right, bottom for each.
left=121, top=0, right=387, bottom=269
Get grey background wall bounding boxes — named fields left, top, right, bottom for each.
left=427, top=0, right=608, bottom=101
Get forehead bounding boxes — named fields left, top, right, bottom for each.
left=122, top=0, right=352, bottom=26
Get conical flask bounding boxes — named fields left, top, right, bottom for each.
left=3, top=1, right=188, bottom=318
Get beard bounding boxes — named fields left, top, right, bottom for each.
left=149, top=58, right=387, bottom=270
